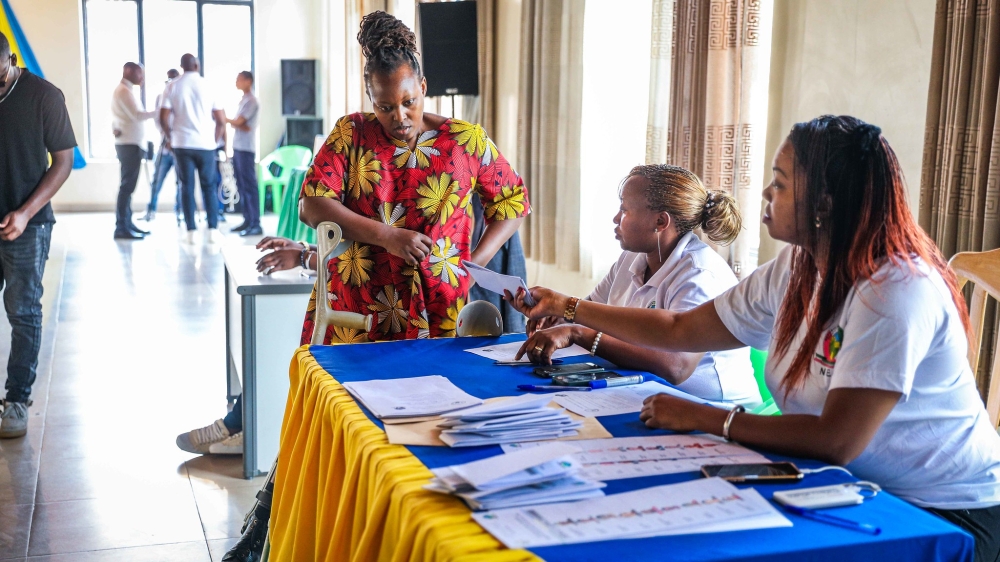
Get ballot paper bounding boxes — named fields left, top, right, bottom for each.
left=424, top=443, right=607, bottom=510
left=551, top=381, right=733, bottom=417
left=341, top=375, right=482, bottom=419
left=462, top=260, right=536, bottom=305
left=472, top=478, right=788, bottom=548
left=502, top=435, right=771, bottom=481
left=464, top=340, right=590, bottom=363
left=437, top=393, right=582, bottom=447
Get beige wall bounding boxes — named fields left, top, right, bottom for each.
left=7, top=0, right=321, bottom=211
left=758, top=0, right=937, bottom=263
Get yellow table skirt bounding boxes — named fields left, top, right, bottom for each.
left=269, top=346, right=544, bottom=562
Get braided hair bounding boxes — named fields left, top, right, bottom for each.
left=358, top=11, right=422, bottom=94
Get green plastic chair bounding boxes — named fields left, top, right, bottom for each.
left=276, top=167, right=315, bottom=244
left=748, top=348, right=781, bottom=415
left=258, top=145, right=313, bottom=215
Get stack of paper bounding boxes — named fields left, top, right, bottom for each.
left=425, top=442, right=606, bottom=511
left=462, top=260, right=535, bottom=305
left=472, top=477, right=791, bottom=548
left=341, top=375, right=483, bottom=419
left=438, top=393, right=582, bottom=447
left=551, top=380, right=734, bottom=417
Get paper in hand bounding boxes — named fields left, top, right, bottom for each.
left=462, top=260, right=535, bottom=306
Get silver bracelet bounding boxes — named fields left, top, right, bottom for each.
left=590, top=331, right=603, bottom=356
left=722, top=405, right=745, bottom=442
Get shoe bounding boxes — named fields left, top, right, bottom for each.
left=222, top=504, right=269, bottom=562
left=183, top=230, right=196, bottom=245
left=239, top=226, right=263, bottom=237
left=230, top=222, right=248, bottom=233
left=114, top=230, right=144, bottom=240
left=207, top=228, right=223, bottom=244
left=142, top=210, right=156, bottom=221
left=176, top=419, right=230, bottom=454
left=128, top=224, right=150, bottom=235
left=0, top=400, right=31, bottom=439
left=209, top=432, right=243, bottom=454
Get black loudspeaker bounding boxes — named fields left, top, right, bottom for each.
left=286, top=118, right=324, bottom=149
left=281, top=59, right=319, bottom=116
left=419, top=2, right=479, bottom=97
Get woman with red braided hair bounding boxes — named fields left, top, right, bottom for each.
left=508, top=115, right=1000, bottom=561
left=299, top=10, right=529, bottom=345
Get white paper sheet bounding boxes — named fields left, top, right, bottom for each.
left=502, top=435, right=771, bottom=480
left=464, top=340, right=590, bottom=363
left=550, top=381, right=732, bottom=417
left=462, top=260, right=535, bottom=305
left=341, top=375, right=482, bottom=419
left=447, top=442, right=581, bottom=488
left=472, top=478, right=787, bottom=548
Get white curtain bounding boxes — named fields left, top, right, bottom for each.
left=645, top=0, right=674, bottom=165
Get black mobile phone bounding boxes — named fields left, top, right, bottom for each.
left=700, top=462, right=803, bottom=483
left=532, top=362, right=605, bottom=378
left=552, top=371, right=623, bottom=387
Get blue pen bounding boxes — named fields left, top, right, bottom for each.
left=782, top=504, right=881, bottom=535
left=517, top=384, right=592, bottom=392
left=589, top=374, right=654, bottom=389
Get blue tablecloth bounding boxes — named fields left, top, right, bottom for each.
left=311, top=334, right=974, bottom=562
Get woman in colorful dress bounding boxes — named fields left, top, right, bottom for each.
left=299, top=11, right=529, bottom=345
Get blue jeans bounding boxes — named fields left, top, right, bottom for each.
left=173, top=148, right=219, bottom=231
left=223, top=395, right=242, bottom=433
left=232, top=150, right=259, bottom=228
left=148, top=148, right=180, bottom=214
left=1, top=223, right=51, bottom=403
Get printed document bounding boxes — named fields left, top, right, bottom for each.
left=462, top=260, right=535, bottom=305
left=551, top=381, right=733, bottom=417
left=464, top=341, right=589, bottom=363
left=341, top=375, right=482, bottom=419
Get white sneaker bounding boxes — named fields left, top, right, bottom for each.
left=176, top=419, right=230, bottom=454
left=184, top=230, right=196, bottom=245
left=207, top=228, right=223, bottom=244
left=208, top=431, right=243, bottom=455
left=0, top=400, right=30, bottom=439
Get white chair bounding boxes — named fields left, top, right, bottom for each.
left=950, top=248, right=1000, bottom=428
left=311, top=221, right=372, bottom=344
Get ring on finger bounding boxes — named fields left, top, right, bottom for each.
left=533, top=345, right=543, bottom=353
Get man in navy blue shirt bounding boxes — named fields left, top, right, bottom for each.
left=0, top=32, right=76, bottom=438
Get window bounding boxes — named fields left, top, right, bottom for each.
left=82, top=0, right=254, bottom=159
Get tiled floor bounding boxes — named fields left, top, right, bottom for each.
left=0, top=212, right=271, bottom=561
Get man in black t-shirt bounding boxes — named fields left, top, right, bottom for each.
left=0, top=32, right=76, bottom=439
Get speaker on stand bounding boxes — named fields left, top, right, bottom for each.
left=281, top=59, right=322, bottom=148
left=418, top=1, right=479, bottom=117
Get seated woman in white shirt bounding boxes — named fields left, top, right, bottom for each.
left=515, top=165, right=760, bottom=407
left=507, top=115, right=1000, bottom=561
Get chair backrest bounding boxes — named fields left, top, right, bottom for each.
left=276, top=167, right=310, bottom=240
left=749, top=348, right=772, bottom=403
left=949, top=248, right=1000, bottom=428
left=311, top=222, right=372, bottom=345
left=260, top=145, right=313, bottom=182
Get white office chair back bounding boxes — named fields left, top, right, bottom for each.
left=311, top=221, right=373, bottom=345
left=456, top=300, right=503, bottom=337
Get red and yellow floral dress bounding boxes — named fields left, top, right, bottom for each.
left=299, top=113, right=530, bottom=345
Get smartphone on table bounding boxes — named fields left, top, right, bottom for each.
left=532, top=362, right=606, bottom=378
left=552, top=371, right=623, bottom=387
left=700, top=462, right=803, bottom=483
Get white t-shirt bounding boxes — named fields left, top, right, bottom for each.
left=161, top=72, right=221, bottom=150
left=589, top=232, right=761, bottom=407
left=111, top=79, right=155, bottom=147
left=716, top=246, right=1000, bottom=509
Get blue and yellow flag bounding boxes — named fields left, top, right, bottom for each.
left=0, top=0, right=86, bottom=169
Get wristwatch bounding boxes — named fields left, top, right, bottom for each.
left=564, top=296, right=581, bottom=323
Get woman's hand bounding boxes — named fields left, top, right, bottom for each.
left=256, top=249, right=301, bottom=274
left=256, top=236, right=302, bottom=252
left=383, top=228, right=433, bottom=266
left=515, top=325, right=587, bottom=365
left=503, top=287, right=570, bottom=322
left=526, top=315, right=565, bottom=336
left=639, top=394, right=717, bottom=433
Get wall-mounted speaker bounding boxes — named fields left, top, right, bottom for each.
left=286, top=118, right=324, bottom=149
left=419, top=2, right=479, bottom=97
left=281, top=59, right=319, bottom=117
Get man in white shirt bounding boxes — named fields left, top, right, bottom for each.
left=159, top=54, right=226, bottom=244
left=144, top=68, right=180, bottom=223
left=227, top=71, right=261, bottom=236
left=111, top=62, right=155, bottom=240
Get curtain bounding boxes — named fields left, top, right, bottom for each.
left=665, top=0, right=773, bottom=278
left=920, top=0, right=1000, bottom=397
left=517, top=0, right=585, bottom=270
left=646, top=0, right=674, bottom=165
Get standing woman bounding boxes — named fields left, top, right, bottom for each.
left=508, top=116, right=1000, bottom=561
left=299, top=11, right=529, bottom=345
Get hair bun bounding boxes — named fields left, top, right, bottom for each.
left=358, top=11, right=418, bottom=59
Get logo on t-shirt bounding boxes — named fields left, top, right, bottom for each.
left=814, top=327, right=843, bottom=376
left=647, top=300, right=656, bottom=309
